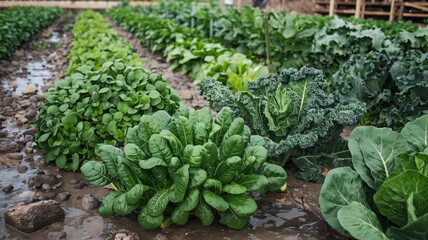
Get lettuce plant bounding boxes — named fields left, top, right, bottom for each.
left=81, top=107, right=287, bottom=229
left=35, top=60, right=181, bottom=170
left=201, top=67, right=366, bottom=168
left=319, top=114, right=428, bottom=239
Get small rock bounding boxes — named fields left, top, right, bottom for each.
left=16, top=115, right=29, bottom=126
left=154, top=234, right=168, bottom=240
left=46, top=231, right=67, bottom=240
left=42, top=184, right=52, bottom=190
left=25, top=148, right=33, bottom=154
left=69, top=179, right=78, bottom=184
left=44, top=192, right=57, bottom=199
left=17, top=165, right=28, bottom=173
left=4, top=200, right=65, bottom=233
left=8, top=152, right=23, bottom=160
left=25, top=110, right=37, bottom=120
left=74, top=180, right=86, bottom=189
left=28, top=174, right=61, bottom=189
left=57, top=192, right=71, bottom=202
left=13, top=191, right=36, bottom=201
left=81, top=194, right=99, bottom=210
left=0, top=131, right=7, bottom=138
left=20, top=100, right=32, bottom=109
left=3, top=184, right=14, bottom=193
left=0, top=139, right=20, bottom=153
left=115, top=232, right=140, bottom=240
left=22, top=85, right=37, bottom=95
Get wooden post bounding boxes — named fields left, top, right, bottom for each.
left=329, top=0, right=336, bottom=16
left=355, top=0, right=362, bottom=18
left=398, top=0, right=404, bottom=20
left=389, top=0, right=396, bottom=22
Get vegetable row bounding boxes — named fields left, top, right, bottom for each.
left=0, top=7, right=62, bottom=59
left=35, top=10, right=182, bottom=170
left=35, top=10, right=287, bottom=230
left=106, top=7, right=268, bottom=92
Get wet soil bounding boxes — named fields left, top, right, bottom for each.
left=1, top=12, right=344, bottom=240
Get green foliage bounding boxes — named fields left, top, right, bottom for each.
left=81, top=107, right=287, bottom=229
left=201, top=67, right=365, bottom=170
left=67, top=10, right=142, bottom=73
left=319, top=114, right=428, bottom=239
left=330, top=50, right=428, bottom=130
left=0, top=7, right=62, bottom=59
left=35, top=11, right=181, bottom=170
left=106, top=7, right=267, bottom=92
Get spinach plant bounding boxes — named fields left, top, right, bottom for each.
left=81, top=107, right=287, bottom=229
left=35, top=60, right=181, bottom=170
left=320, top=114, right=428, bottom=239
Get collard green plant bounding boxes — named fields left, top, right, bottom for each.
left=201, top=67, right=365, bottom=169
left=35, top=60, right=181, bottom=170
left=81, top=107, right=287, bottom=229
left=319, top=114, right=428, bottom=239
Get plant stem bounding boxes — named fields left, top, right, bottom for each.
left=263, top=11, right=273, bottom=73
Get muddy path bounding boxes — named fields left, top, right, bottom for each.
left=1, top=12, right=344, bottom=240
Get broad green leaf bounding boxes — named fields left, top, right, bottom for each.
left=171, top=207, right=189, bottom=225
left=349, top=126, right=407, bottom=190
left=386, top=213, right=428, bottom=240
left=406, top=193, right=417, bottom=224
left=179, top=188, right=200, bottom=211
left=222, top=117, right=244, bottom=143
left=182, top=145, right=205, bottom=168
left=125, top=183, right=149, bottom=205
left=215, top=156, right=243, bottom=184
left=244, top=146, right=268, bottom=164
left=401, top=115, right=428, bottom=152
left=99, top=191, right=122, bottom=217
left=260, top=163, right=287, bottom=192
left=194, top=122, right=209, bottom=145
left=337, top=202, right=389, bottom=240
left=96, top=145, right=124, bottom=179
left=238, top=174, right=268, bottom=191
left=113, top=193, right=139, bottom=215
left=189, top=168, right=207, bottom=188
left=203, top=190, right=229, bottom=212
left=169, top=164, right=190, bottom=203
left=117, top=156, right=138, bottom=189
left=195, top=198, right=214, bottom=226
left=223, top=194, right=257, bottom=218
left=223, top=183, right=247, bottom=195
left=201, top=142, right=218, bottom=174
left=220, top=135, right=245, bottom=161
left=138, top=206, right=163, bottom=230
left=319, top=167, right=369, bottom=237
left=139, top=157, right=167, bottom=169
left=374, top=170, right=428, bottom=227
left=124, top=143, right=146, bottom=161
left=152, top=111, right=171, bottom=130
left=81, top=161, right=110, bottom=187
left=160, top=130, right=182, bottom=156
left=218, top=209, right=248, bottom=229
left=146, top=189, right=170, bottom=217
left=203, top=179, right=223, bottom=195
left=149, top=134, right=172, bottom=160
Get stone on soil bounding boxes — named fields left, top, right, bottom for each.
left=22, top=85, right=37, bottom=95
left=4, top=200, right=65, bottom=233
left=17, top=165, right=28, bottom=173
left=28, top=174, right=61, bottom=189
left=8, top=152, right=23, bottom=160
left=82, top=194, right=100, bottom=210
left=57, top=192, right=71, bottom=202
left=3, top=184, right=14, bottom=193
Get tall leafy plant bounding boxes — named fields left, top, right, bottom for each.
left=319, top=115, right=428, bottom=239
left=81, top=107, right=287, bottom=229
left=201, top=67, right=365, bottom=168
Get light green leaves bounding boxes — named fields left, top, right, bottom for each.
left=349, top=126, right=407, bottom=190
left=80, top=161, right=110, bottom=187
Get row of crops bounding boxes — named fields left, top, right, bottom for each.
left=4, top=4, right=427, bottom=239
left=0, top=6, right=62, bottom=59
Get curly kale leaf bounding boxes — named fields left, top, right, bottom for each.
left=201, top=67, right=366, bottom=166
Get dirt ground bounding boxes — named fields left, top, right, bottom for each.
left=0, top=11, right=345, bottom=240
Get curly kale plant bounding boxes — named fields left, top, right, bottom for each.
left=81, top=107, right=287, bottom=229
left=201, top=67, right=365, bottom=174
left=35, top=60, right=181, bottom=170
left=330, top=50, right=428, bottom=130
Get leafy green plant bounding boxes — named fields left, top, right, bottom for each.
left=201, top=67, right=365, bottom=168
left=330, top=50, right=428, bottom=130
left=107, top=7, right=266, bottom=92
left=81, top=107, right=287, bottom=229
left=67, top=10, right=142, bottom=73
left=319, top=114, right=428, bottom=239
left=35, top=60, right=181, bottom=170
left=0, top=7, right=62, bottom=59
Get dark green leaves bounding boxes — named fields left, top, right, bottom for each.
left=80, top=161, right=110, bottom=187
